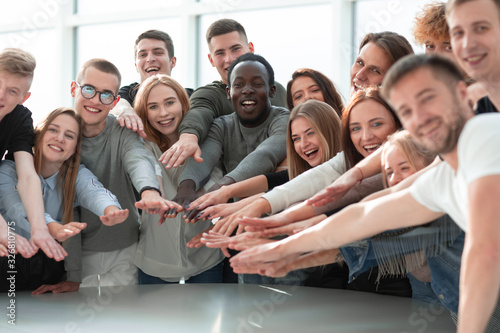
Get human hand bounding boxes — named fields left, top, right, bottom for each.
left=159, top=133, right=202, bottom=169
left=305, top=167, right=362, bottom=207
left=135, top=190, right=182, bottom=214
left=116, top=104, right=147, bottom=138
left=232, top=249, right=338, bottom=277
left=200, top=229, right=231, bottom=258
left=30, top=227, right=67, bottom=261
left=32, top=281, right=80, bottom=295
left=164, top=180, right=198, bottom=220
left=0, top=221, right=38, bottom=258
left=230, top=242, right=300, bottom=276
left=246, top=215, right=327, bottom=238
left=194, top=196, right=254, bottom=223
left=186, top=183, right=232, bottom=215
left=187, top=225, right=213, bottom=248
left=100, top=206, right=129, bottom=226
left=47, top=222, right=87, bottom=242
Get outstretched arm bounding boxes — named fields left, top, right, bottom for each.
left=187, top=175, right=269, bottom=214
left=14, top=151, right=67, bottom=261
left=306, top=148, right=383, bottom=207
left=457, top=175, right=500, bottom=333
left=230, top=189, right=441, bottom=273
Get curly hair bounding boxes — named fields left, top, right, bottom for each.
left=413, top=2, right=449, bottom=45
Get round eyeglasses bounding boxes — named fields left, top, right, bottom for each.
left=76, top=82, right=117, bottom=105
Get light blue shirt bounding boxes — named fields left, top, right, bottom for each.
left=0, top=160, right=120, bottom=239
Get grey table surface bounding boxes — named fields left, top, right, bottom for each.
left=1, top=283, right=455, bottom=333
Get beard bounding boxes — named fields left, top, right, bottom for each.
left=415, top=98, right=469, bottom=155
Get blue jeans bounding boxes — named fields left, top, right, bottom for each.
left=340, top=225, right=464, bottom=314
left=138, top=261, right=224, bottom=285
left=407, top=273, right=441, bottom=305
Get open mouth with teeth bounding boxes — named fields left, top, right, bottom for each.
left=464, top=54, right=486, bottom=66
left=363, top=143, right=381, bottom=154
left=146, top=67, right=160, bottom=74
left=241, top=100, right=257, bottom=110
left=352, top=81, right=365, bottom=93
left=85, top=106, right=100, bottom=113
left=304, top=148, right=319, bottom=158
left=48, top=144, right=63, bottom=152
left=158, top=119, right=174, bottom=126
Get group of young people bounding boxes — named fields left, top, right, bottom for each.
left=1, top=0, right=499, bottom=332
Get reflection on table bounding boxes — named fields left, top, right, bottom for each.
left=1, top=284, right=455, bottom=333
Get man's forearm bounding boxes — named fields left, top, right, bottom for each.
left=458, top=240, right=500, bottom=332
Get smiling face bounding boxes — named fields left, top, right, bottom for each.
left=135, top=38, right=176, bottom=82
left=290, top=76, right=325, bottom=107
left=448, top=0, right=500, bottom=84
left=208, top=31, right=254, bottom=84
left=0, top=71, right=31, bottom=122
left=389, top=68, right=471, bottom=156
left=350, top=42, right=393, bottom=96
left=383, top=144, right=418, bottom=187
left=349, top=99, right=398, bottom=157
left=291, top=117, right=324, bottom=167
left=228, top=60, right=275, bottom=128
left=71, top=66, right=120, bottom=137
left=41, top=113, right=79, bottom=170
left=146, top=83, right=183, bottom=144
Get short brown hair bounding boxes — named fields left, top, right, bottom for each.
left=359, top=32, right=414, bottom=65
left=446, top=0, right=500, bottom=15
left=0, top=48, right=36, bottom=87
left=134, top=74, right=190, bottom=151
left=206, top=18, right=247, bottom=44
left=414, top=2, right=449, bottom=45
left=286, top=68, right=344, bottom=117
left=134, top=29, right=174, bottom=60
left=381, top=54, right=464, bottom=101
left=76, top=58, right=121, bottom=93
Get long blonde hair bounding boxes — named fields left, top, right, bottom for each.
left=286, top=100, right=342, bottom=180
left=34, top=107, right=82, bottom=224
left=134, top=74, right=190, bottom=151
left=381, top=130, right=436, bottom=188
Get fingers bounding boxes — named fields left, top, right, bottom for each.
left=122, top=115, right=145, bottom=137
left=101, top=209, right=129, bottom=226
left=14, top=235, right=38, bottom=258
left=187, top=192, right=213, bottom=211
left=183, top=208, right=201, bottom=223
left=163, top=147, right=186, bottom=169
left=31, top=284, right=54, bottom=295
left=0, top=244, right=8, bottom=257
left=221, top=247, right=231, bottom=258
left=193, top=147, right=203, bottom=163
left=31, top=231, right=67, bottom=261
left=55, top=223, right=86, bottom=242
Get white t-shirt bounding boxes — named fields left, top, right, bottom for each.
left=410, top=113, right=500, bottom=231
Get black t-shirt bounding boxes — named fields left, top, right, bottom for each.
left=0, top=104, right=34, bottom=160
left=264, top=169, right=289, bottom=190
left=475, top=96, right=498, bottom=114
left=118, top=82, right=194, bottom=106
